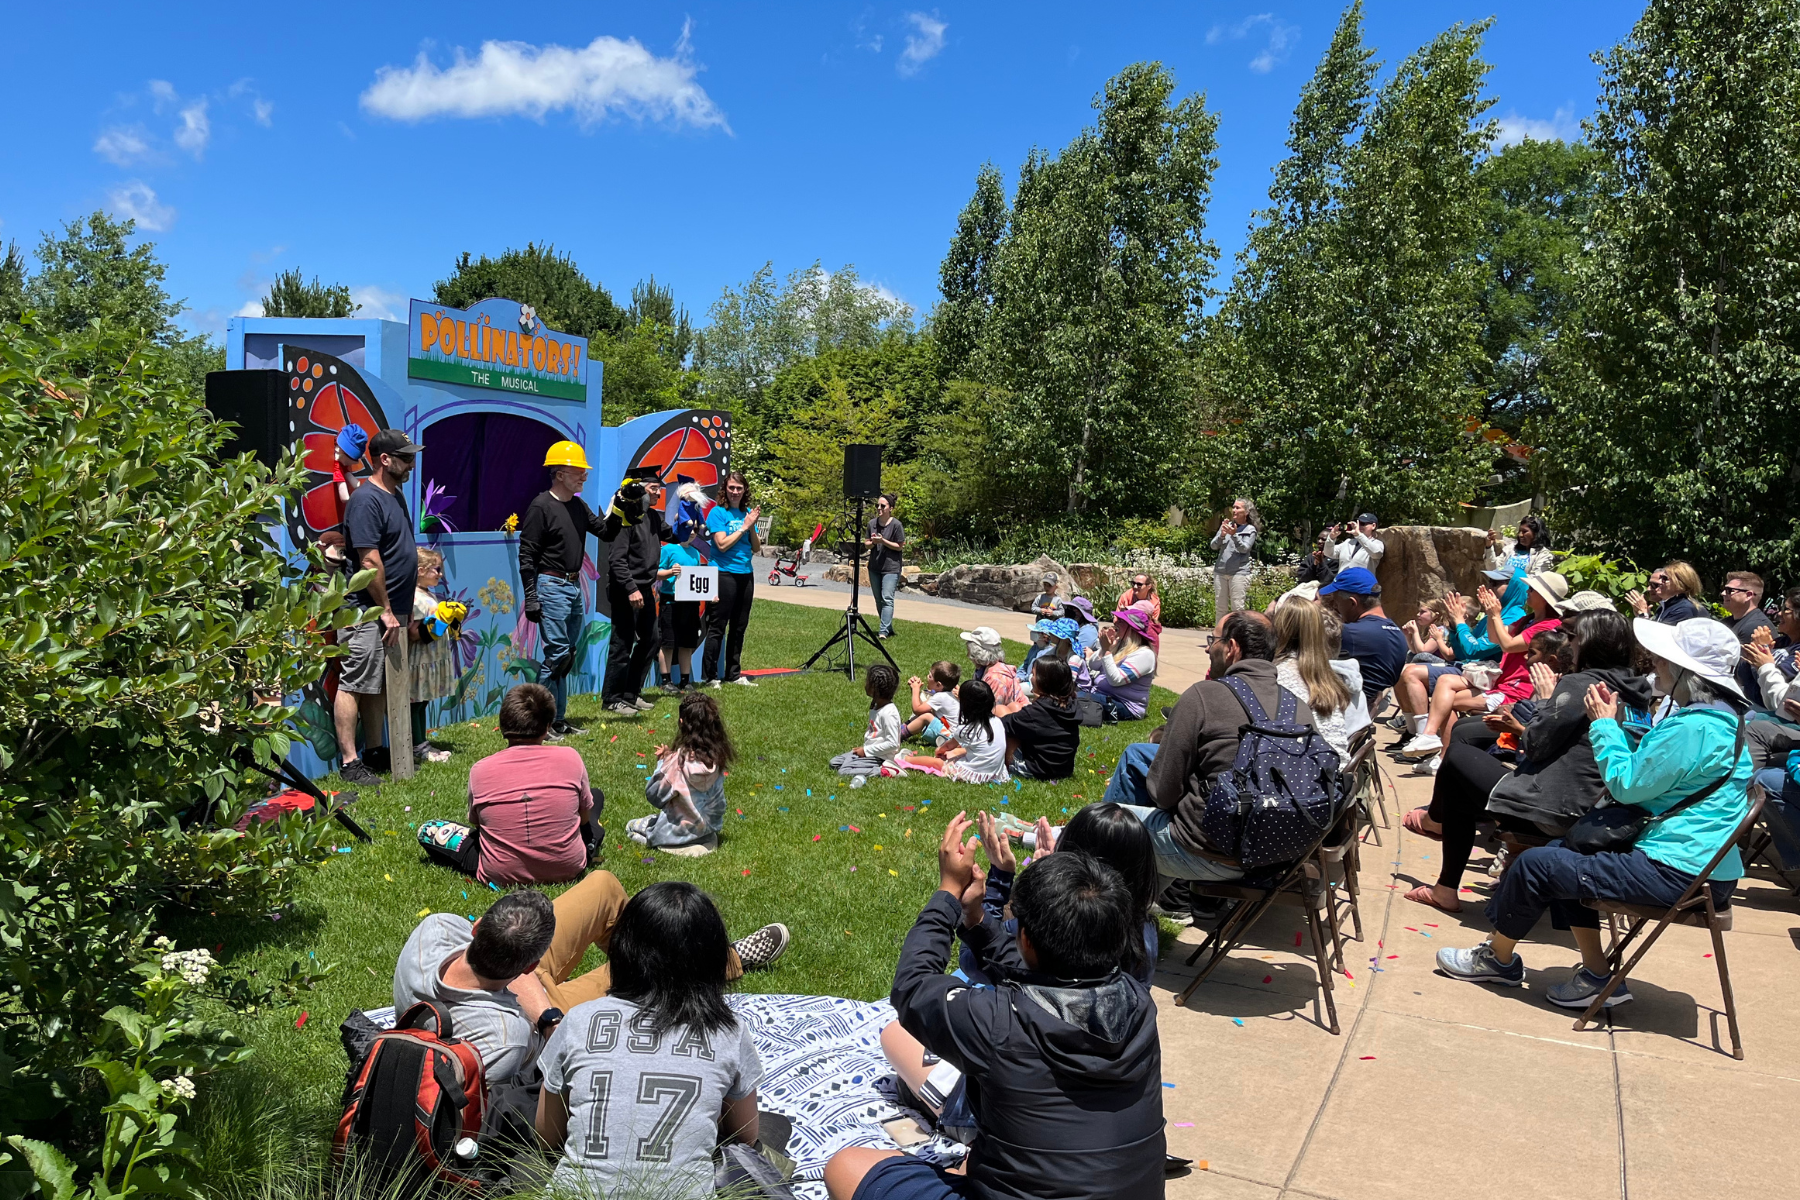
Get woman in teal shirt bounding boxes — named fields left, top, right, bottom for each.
left=1434, top=617, right=1750, bottom=1011
left=702, top=472, right=761, bottom=687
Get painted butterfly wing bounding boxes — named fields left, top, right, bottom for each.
left=280, top=350, right=389, bottom=551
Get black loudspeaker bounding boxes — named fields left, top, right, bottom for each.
left=205, top=370, right=288, bottom=468
left=844, top=443, right=883, bottom=499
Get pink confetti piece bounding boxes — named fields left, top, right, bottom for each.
left=1344, top=970, right=1354, bottom=979
left=813, top=834, right=823, bottom=842
left=849, top=825, right=862, bottom=833
left=1174, top=1122, right=1195, bottom=1128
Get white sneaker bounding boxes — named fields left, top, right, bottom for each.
left=710, top=679, right=723, bottom=690
left=1397, top=733, right=1443, bottom=759
left=731, top=676, right=760, bottom=687
left=1411, top=754, right=1442, bottom=776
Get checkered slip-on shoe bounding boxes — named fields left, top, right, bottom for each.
left=731, top=923, right=791, bottom=971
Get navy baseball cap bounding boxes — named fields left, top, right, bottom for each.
left=1320, top=566, right=1379, bottom=596
left=1356, top=512, right=1379, bottom=525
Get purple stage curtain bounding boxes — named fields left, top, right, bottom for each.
left=422, top=412, right=564, bottom=532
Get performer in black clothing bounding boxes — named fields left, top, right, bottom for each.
left=602, top=477, right=675, bottom=715
left=518, top=441, right=625, bottom=739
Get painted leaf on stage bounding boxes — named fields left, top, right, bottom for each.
left=283, top=349, right=391, bottom=550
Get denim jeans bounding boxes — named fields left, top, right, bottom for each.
left=875, top=570, right=901, bottom=636
left=1753, top=766, right=1800, bottom=867
left=1118, top=804, right=1244, bottom=883
left=537, top=577, right=582, bottom=722
left=1485, top=840, right=1733, bottom=940
left=1102, top=742, right=1159, bottom=808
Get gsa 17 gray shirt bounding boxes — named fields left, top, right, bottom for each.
left=540, top=996, right=761, bottom=1197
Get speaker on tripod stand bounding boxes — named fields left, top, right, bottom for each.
left=803, top=444, right=898, bottom=677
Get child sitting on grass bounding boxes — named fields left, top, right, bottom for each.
left=627, top=691, right=735, bottom=854
left=904, top=660, right=961, bottom=745
left=901, top=678, right=1009, bottom=784
left=830, top=663, right=905, bottom=779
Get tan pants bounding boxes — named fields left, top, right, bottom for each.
left=532, top=871, right=742, bottom=1010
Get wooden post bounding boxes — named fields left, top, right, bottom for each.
left=385, top=634, right=414, bottom=780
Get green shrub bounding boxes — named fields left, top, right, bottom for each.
left=1552, top=551, right=1646, bottom=611
left=0, top=317, right=353, bottom=1167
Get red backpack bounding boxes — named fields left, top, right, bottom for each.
left=334, top=1002, right=488, bottom=1191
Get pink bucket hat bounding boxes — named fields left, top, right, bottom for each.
left=1111, top=606, right=1161, bottom=650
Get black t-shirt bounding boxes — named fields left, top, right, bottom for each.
left=1337, top=613, right=1408, bottom=699
left=344, top=482, right=417, bottom=620
left=1730, top=609, right=1774, bottom=643
left=1002, top=697, right=1081, bottom=780
left=868, top=516, right=904, bottom=575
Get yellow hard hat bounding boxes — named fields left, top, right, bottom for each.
left=544, top=441, right=590, bottom=470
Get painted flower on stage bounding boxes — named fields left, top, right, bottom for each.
left=519, top=304, right=538, bottom=333
left=420, top=479, right=458, bottom=536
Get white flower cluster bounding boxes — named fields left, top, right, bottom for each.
left=158, top=944, right=215, bottom=986
left=159, top=1075, right=197, bottom=1100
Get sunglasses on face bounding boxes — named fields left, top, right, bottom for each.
left=1132, top=580, right=1149, bottom=587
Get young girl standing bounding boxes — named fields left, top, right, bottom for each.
left=409, top=548, right=457, bottom=764
left=627, top=691, right=736, bottom=854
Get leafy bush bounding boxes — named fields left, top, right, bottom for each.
left=0, top=317, right=354, bottom=1166
left=1552, top=551, right=1646, bottom=611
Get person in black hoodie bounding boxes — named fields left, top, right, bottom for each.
left=824, top=813, right=1165, bottom=1200
left=1399, top=609, right=1656, bottom=912
left=601, top=477, right=677, bottom=715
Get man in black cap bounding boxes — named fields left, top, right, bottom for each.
left=334, top=428, right=422, bottom=787
left=1328, top=513, right=1385, bottom=573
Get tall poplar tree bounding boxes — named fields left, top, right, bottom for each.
left=1200, top=5, right=1498, bottom=537
left=935, top=164, right=1008, bottom=380
left=976, top=62, right=1220, bottom=519
left=1541, top=0, right=1800, bottom=584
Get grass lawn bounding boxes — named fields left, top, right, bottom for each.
left=179, top=601, right=1179, bottom=1184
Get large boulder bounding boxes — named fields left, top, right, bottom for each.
left=933, top=555, right=1078, bottom=613
left=824, top=563, right=873, bottom=587
left=1068, top=563, right=1114, bottom=594
left=1374, top=525, right=1489, bottom=622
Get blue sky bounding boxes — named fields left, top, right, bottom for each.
left=0, top=2, right=1642, bottom=340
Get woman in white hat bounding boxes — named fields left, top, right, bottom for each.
left=960, top=626, right=1025, bottom=717
left=1435, top=617, right=1751, bottom=1011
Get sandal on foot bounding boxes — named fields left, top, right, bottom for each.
left=1402, top=884, right=1462, bottom=913
left=1401, top=808, right=1444, bottom=841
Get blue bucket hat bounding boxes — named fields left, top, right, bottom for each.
left=335, top=424, right=369, bottom=460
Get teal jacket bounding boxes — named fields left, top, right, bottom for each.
left=1588, top=702, right=1749, bottom=881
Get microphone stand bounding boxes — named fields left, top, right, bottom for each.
left=802, top=494, right=897, bottom=678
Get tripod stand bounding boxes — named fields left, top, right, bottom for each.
left=803, top=495, right=897, bottom=678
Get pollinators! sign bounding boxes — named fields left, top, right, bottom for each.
left=408, top=298, right=588, bottom=401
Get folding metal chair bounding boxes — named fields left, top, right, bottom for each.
left=1172, top=803, right=1357, bottom=1034
left=1345, top=725, right=1390, bottom=845
left=1572, top=787, right=1767, bottom=1060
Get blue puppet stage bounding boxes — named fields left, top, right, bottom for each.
left=222, top=298, right=733, bottom=777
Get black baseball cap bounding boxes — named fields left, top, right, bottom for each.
left=369, top=429, right=424, bottom=457
left=1356, top=512, right=1379, bottom=525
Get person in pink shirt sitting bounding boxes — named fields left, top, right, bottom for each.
left=418, top=683, right=601, bottom=885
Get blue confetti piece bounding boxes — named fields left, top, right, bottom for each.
left=1232, top=1018, right=1244, bottom=1027
left=337, top=847, right=354, bottom=854
left=488, top=882, right=500, bottom=891
left=309, top=951, right=315, bottom=958
left=806, top=788, right=812, bottom=796
left=774, top=785, right=783, bottom=790
left=1420, top=932, right=1432, bottom=938
left=781, top=768, right=787, bottom=773
left=1015, top=781, right=1022, bottom=791
left=1162, top=1082, right=1176, bottom=1089
left=840, top=825, right=849, bottom=831
left=1000, top=798, right=1009, bottom=805
left=778, top=807, right=789, bottom=812
left=462, top=891, right=468, bottom=899
left=829, top=795, right=836, bottom=800
left=637, top=764, right=648, bottom=770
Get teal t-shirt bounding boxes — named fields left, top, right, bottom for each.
left=658, top=542, right=702, bottom=595
left=705, top=506, right=755, bottom=574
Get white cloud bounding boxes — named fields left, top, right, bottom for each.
left=1207, top=13, right=1298, bottom=74
left=174, top=100, right=210, bottom=157
left=349, top=286, right=406, bottom=321
left=94, top=126, right=152, bottom=166
left=149, top=79, right=178, bottom=110
left=360, top=31, right=727, bottom=131
left=253, top=98, right=274, bottom=126
left=228, top=79, right=275, bottom=126
left=108, top=181, right=175, bottom=231
left=898, top=12, right=947, bottom=76
left=234, top=299, right=265, bottom=318
left=1495, top=106, right=1581, bottom=147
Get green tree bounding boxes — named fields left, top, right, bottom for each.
left=23, top=211, right=223, bottom=394
left=591, top=318, right=689, bottom=426
left=627, top=275, right=694, bottom=367
left=1541, top=0, right=1800, bottom=585
left=974, top=61, right=1219, bottom=520
left=764, top=373, right=916, bottom=542
left=0, top=241, right=25, bottom=324
left=259, top=268, right=359, bottom=318
left=1474, top=137, right=1603, bottom=424
left=1199, top=7, right=1498, bottom=539
left=935, top=164, right=1008, bottom=380
left=432, top=244, right=626, bottom=340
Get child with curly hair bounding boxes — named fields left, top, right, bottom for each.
left=627, top=691, right=736, bottom=855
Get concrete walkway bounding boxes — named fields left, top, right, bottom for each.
left=1150, top=726, right=1800, bottom=1200
left=752, top=555, right=1214, bottom=692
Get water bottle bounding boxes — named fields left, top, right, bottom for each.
left=453, top=1138, right=479, bottom=1164
left=850, top=775, right=867, bottom=789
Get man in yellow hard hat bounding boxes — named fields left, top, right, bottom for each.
left=518, top=441, right=622, bottom=738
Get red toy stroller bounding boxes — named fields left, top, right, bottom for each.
left=768, top=523, right=821, bottom=587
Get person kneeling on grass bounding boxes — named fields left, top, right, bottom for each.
left=824, top=814, right=1165, bottom=1200
left=628, top=691, right=734, bottom=853
left=417, top=684, right=601, bottom=886
left=901, top=679, right=1010, bottom=784
left=1434, top=617, right=1749, bottom=1011
left=535, top=882, right=770, bottom=1199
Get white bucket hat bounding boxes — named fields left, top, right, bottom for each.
left=1633, top=617, right=1747, bottom=702
left=1524, top=569, right=1571, bottom=613
left=959, top=626, right=1002, bottom=649
left=1559, top=590, right=1617, bottom=614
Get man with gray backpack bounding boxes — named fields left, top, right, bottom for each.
left=1118, top=612, right=1338, bottom=885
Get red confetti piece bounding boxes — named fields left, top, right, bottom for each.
left=1404, top=927, right=1419, bottom=932
left=1294, top=931, right=1303, bottom=946
left=1703, top=953, right=1713, bottom=958
left=813, top=834, right=822, bottom=842
left=741, top=869, right=751, bottom=876
left=849, top=825, right=862, bottom=833
left=1386, top=955, right=1399, bottom=960
left=1423, top=922, right=1438, bottom=928
left=295, top=1011, right=309, bottom=1029
left=1345, top=970, right=1354, bottom=979
left=1262, top=975, right=1273, bottom=983
left=1359, top=1056, right=1375, bottom=1061
left=736, top=808, right=745, bottom=815
left=609, top=735, right=618, bottom=743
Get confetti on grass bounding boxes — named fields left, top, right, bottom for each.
left=417, top=908, right=430, bottom=918
left=295, top=1011, right=309, bottom=1029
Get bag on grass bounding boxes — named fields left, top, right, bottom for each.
left=1197, top=677, right=1346, bottom=870
left=334, top=1001, right=487, bottom=1192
